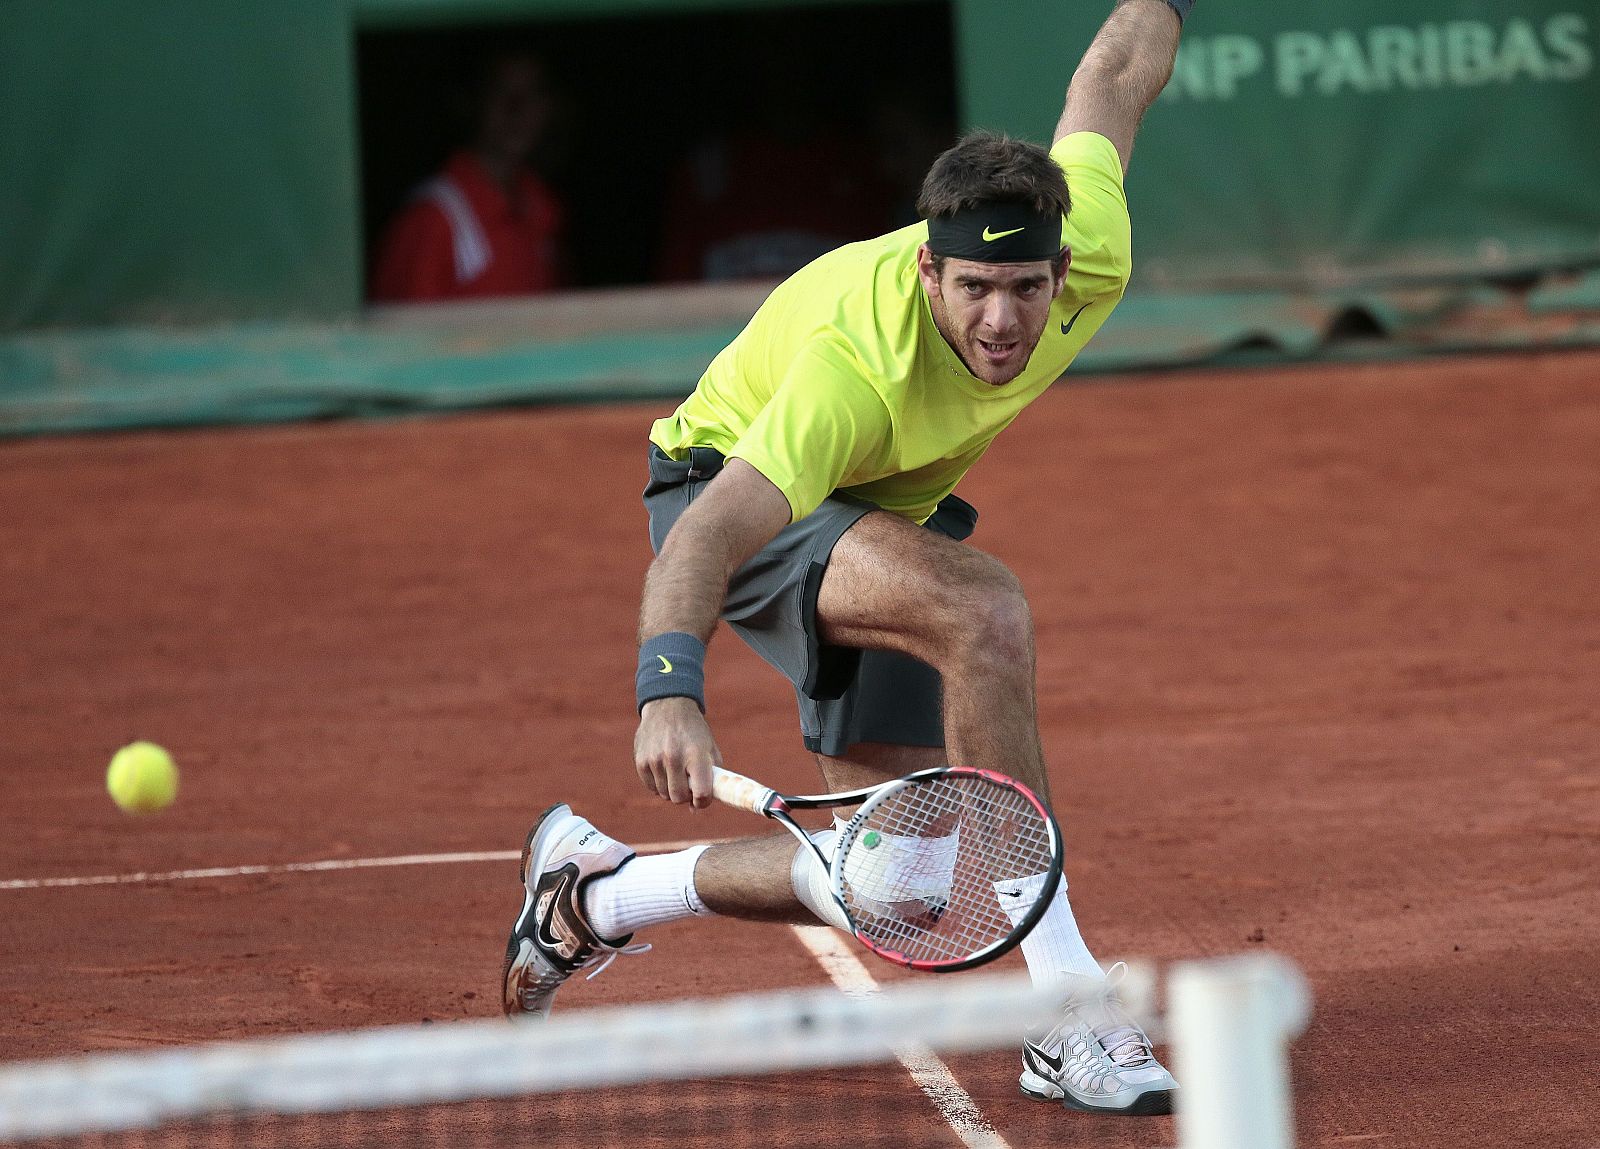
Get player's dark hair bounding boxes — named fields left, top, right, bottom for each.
left=917, top=131, right=1070, bottom=223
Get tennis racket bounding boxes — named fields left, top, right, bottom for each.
left=711, top=765, right=1063, bottom=972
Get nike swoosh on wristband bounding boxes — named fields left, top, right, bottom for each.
left=657, top=655, right=673, bottom=673
left=982, top=225, right=1025, bottom=241
left=1026, top=1041, right=1065, bottom=1075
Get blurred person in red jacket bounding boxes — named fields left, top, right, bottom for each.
left=372, top=47, right=564, bottom=302
left=655, top=53, right=895, bottom=284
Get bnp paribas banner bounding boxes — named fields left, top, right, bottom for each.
left=960, top=2, right=1600, bottom=289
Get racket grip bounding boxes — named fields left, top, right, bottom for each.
left=710, top=767, right=777, bottom=815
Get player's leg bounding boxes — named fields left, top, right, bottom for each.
left=803, top=651, right=1106, bottom=988
left=505, top=663, right=974, bottom=994
left=502, top=807, right=824, bottom=1018
left=528, top=747, right=938, bottom=929
left=689, top=833, right=823, bottom=918
left=807, top=520, right=1176, bottom=1114
left=595, top=743, right=945, bottom=933
left=814, top=739, right=937, bottom=791
left=813, top=510, right=1051, bottom=800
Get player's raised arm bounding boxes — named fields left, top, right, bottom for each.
left=1054, top=0, right=1187, bottom=174
left=633, top=460, right=792, bottom=808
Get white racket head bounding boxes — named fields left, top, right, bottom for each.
left=829, top=766, right=1062, bottom=971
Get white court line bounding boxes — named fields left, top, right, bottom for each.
left=789, top=925, right=1014, bottom=1149
left=0, top=839, right=723, bottom=892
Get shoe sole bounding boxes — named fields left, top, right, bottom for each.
left=500, top=803, right=567, bottom=1018
left=1019, top=1071, right=1174, bottom=1116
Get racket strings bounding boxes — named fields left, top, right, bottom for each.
left=836, top=775, right=1056, bottom=965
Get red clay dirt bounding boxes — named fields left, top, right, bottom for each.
left=1, top=348, right=1597, bottom=1148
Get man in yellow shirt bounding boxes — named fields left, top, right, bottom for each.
left=505, top=0, right=1191, bottom=1116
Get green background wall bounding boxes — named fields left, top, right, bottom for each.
left=0, top=0, right=361, bottom=330
left=2, top=0, right=1597, bottom=332
left=962, top=1, right=1600, bottom=289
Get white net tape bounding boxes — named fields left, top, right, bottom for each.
left=0, top=973, right=1068, bottom=1143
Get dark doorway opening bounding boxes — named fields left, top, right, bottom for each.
left=357, top=2, right=957, bottom=300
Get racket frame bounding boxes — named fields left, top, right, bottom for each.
left=710, top=764, right=1063, bottom=973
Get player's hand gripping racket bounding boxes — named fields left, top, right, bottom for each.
left=711, top=765, right=1063, bottom=971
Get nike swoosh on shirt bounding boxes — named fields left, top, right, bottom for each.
left=1060, top=302, right=1092, bottom=336
left=982, top=225, right=1025, bottom=242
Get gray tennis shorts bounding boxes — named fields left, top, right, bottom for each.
left=643, top=445, right=978, bottom=758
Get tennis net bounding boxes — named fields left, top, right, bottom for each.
left=0, top=971, right=1078, bottom=1149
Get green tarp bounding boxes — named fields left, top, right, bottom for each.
left=6, top=274, right=1597, bottom=437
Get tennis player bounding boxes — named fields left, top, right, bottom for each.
left=506, top=0, right=1190, bottom=1116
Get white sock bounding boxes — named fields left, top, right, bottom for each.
left=994, top=871, right=1104, bottom=988
left=581, top=845, right=713, bottom=941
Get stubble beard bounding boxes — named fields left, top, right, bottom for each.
left=928, top=293, right=1044, bottom=387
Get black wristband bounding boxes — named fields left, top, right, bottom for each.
left=1162, top=0, right=1193, bottom=23
left=636, top=632, right=707, bottom=713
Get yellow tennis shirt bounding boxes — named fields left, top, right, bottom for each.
left=649, top=131, right=1131, bottom=525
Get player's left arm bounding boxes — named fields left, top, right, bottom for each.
left=1054, top=0, right=1187, bottom=175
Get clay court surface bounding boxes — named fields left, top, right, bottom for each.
left=2, top=348, right=1597, bottom=1147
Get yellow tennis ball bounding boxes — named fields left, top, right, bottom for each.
left=106, top=741, right=179, bottom=814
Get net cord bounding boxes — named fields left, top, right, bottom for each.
left=0, top=973, right=1075, bottom=1143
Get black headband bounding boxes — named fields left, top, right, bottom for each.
left=925, top=200, right=1063, bottom=263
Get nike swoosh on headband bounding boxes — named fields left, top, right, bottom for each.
left=982, top=225, right=1026, bottom=242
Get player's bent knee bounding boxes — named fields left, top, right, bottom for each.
left=925, top=566, right=1032, bottom=669
left=966, top=588, right=1033, bottom=660
left=919, top=549, right=1022, bottom=627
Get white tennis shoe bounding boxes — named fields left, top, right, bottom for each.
left=1020, top=962, right=1178, bottom=1115
left=501, top=804, right=647, bottom=1019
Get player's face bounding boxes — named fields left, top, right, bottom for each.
left=918, top=247, right=1069, bottom=386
